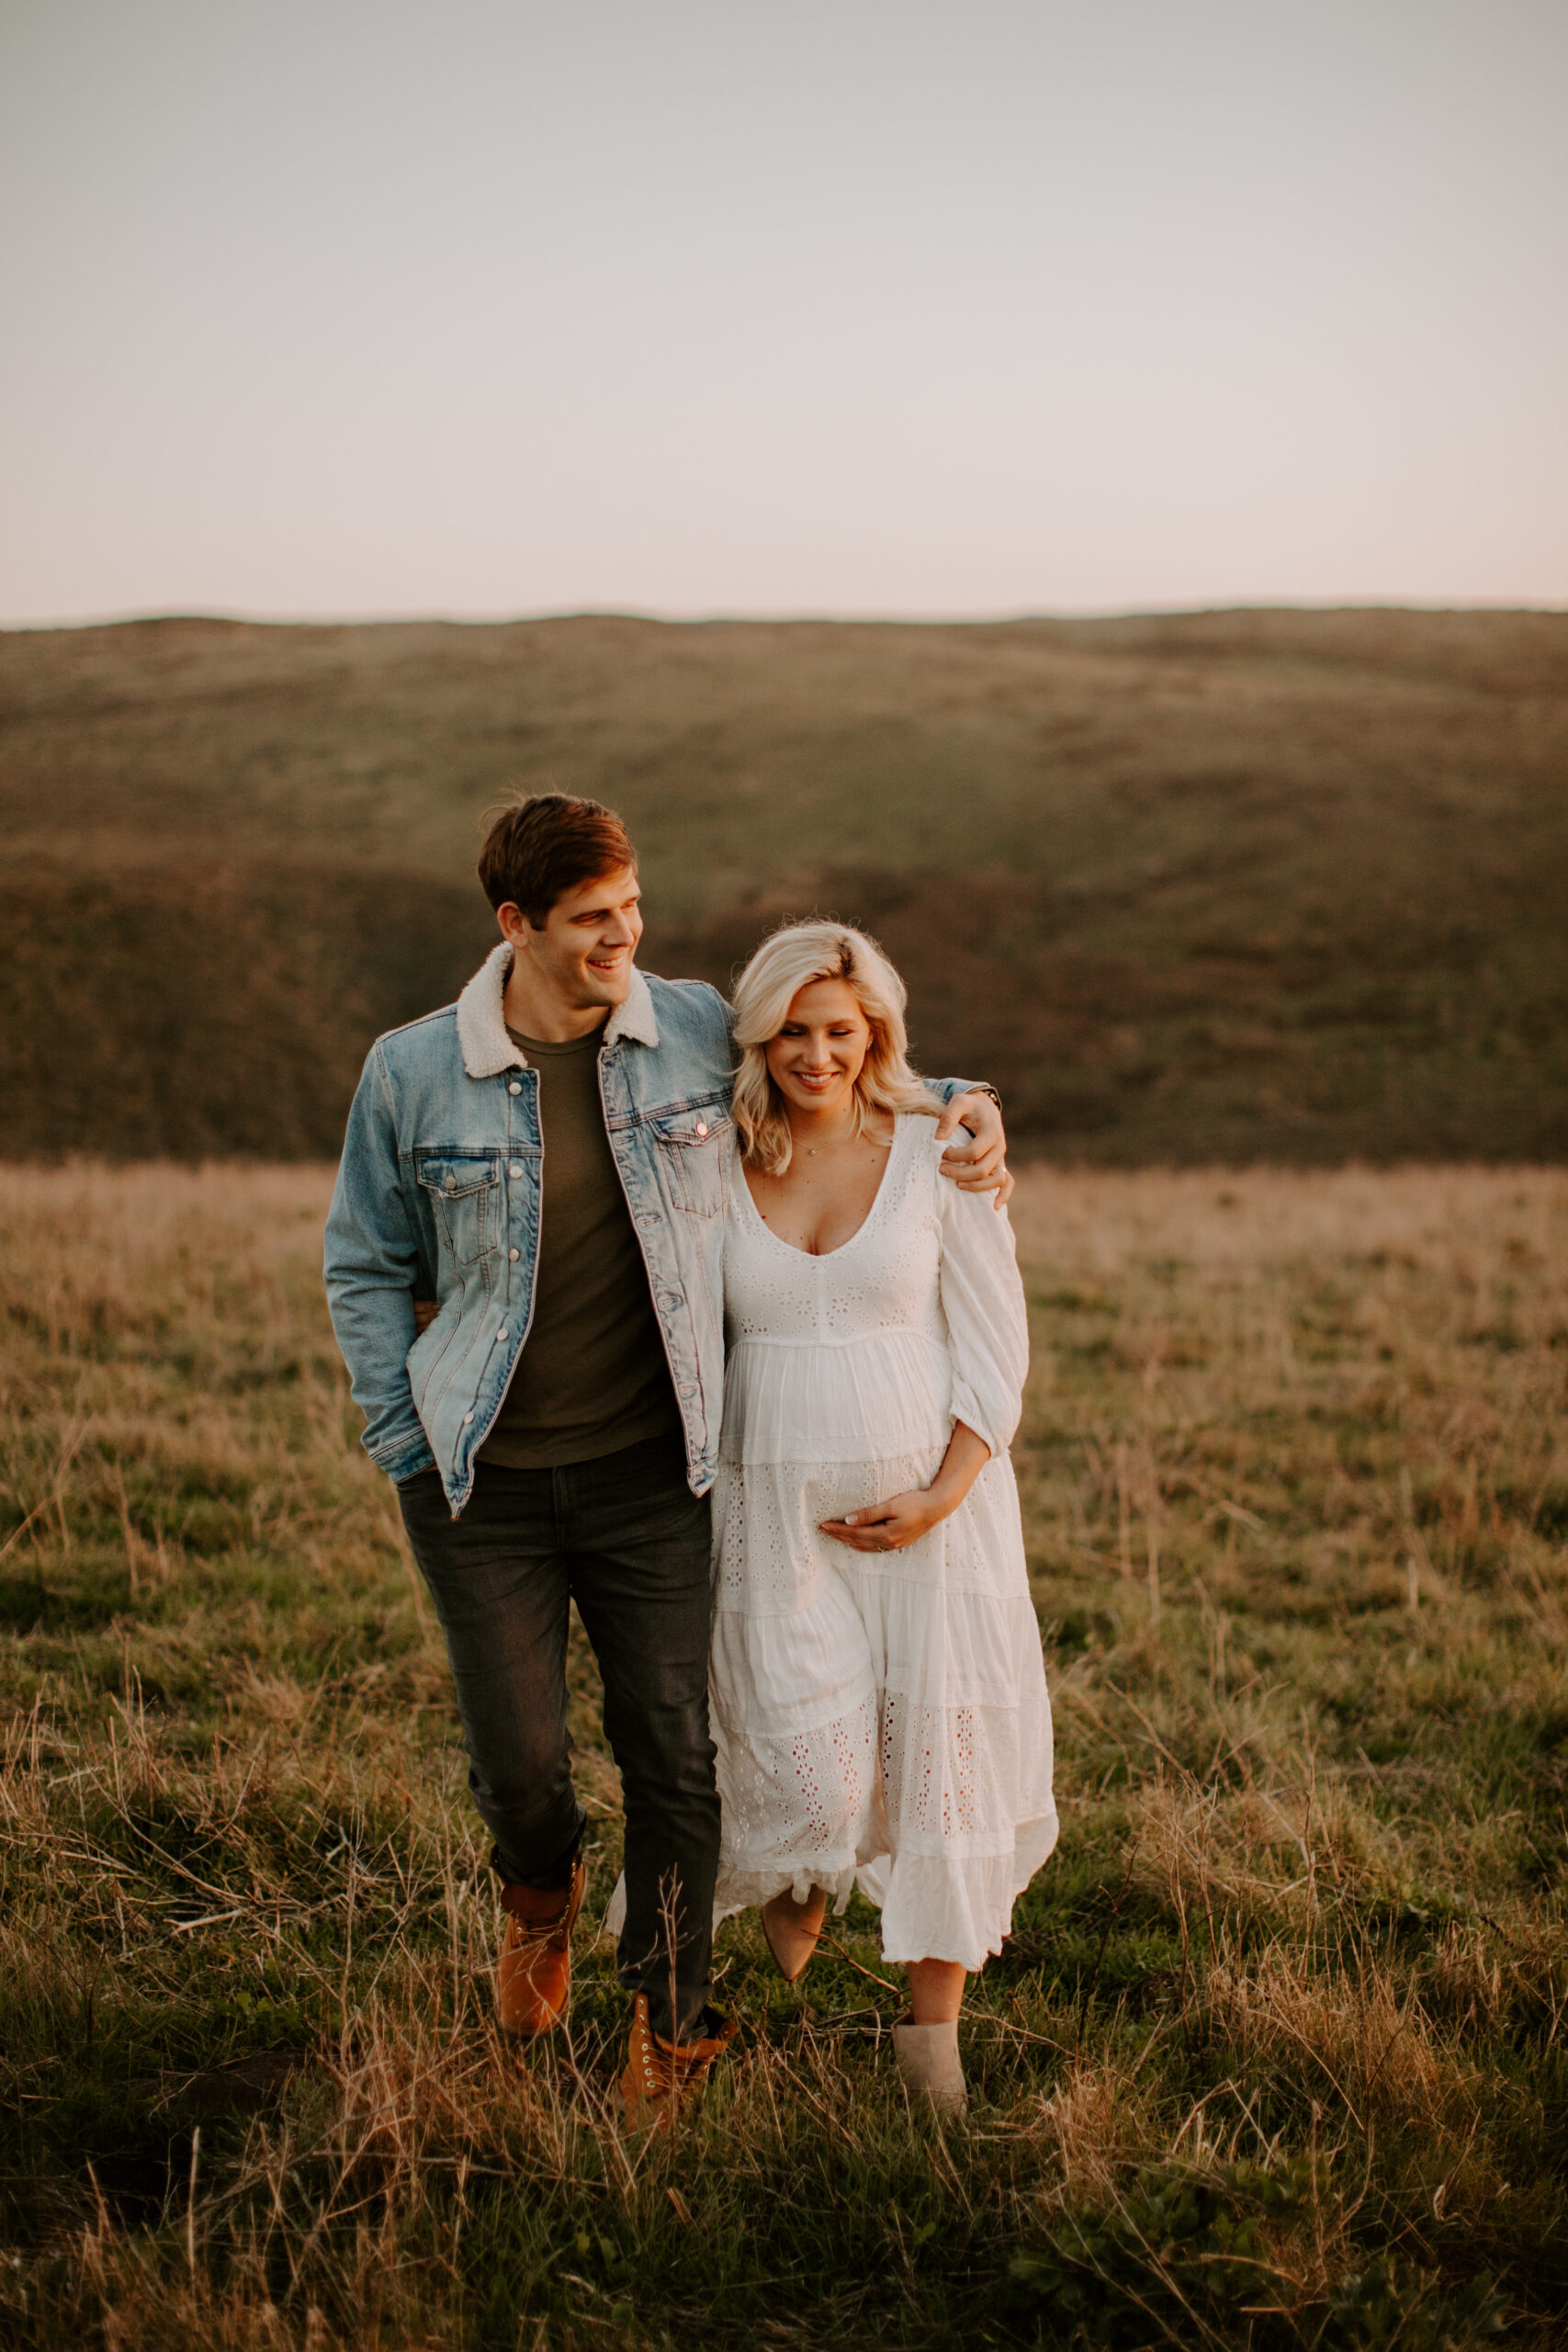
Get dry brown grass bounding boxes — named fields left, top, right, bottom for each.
left=1, top=1161, right=1565, bottom=2347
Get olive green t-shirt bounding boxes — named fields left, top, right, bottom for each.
left=478, top=1023, right=681, bottom=1469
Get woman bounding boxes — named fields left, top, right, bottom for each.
left=709, top=921, right=1057, bottom=2113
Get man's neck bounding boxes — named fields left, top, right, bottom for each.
left=502, top=961, right=615, bottom=1046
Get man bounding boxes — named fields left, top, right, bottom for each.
left=323, top=793, right=1009, bottom=2124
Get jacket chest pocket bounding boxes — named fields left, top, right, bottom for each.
left=649, top=1106, right=731, bottom=1218
left=414, top=1151, right=502, bottom=1266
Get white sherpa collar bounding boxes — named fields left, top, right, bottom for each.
left=455, top=943, right=660, bottom=1079
left=606, top=964, right=661, bottom=1050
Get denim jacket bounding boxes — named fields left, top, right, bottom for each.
left=324, top=943, right=977, bottom=1516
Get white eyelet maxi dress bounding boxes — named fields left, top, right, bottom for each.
left=708, top=1114, right=1058, bottom=1972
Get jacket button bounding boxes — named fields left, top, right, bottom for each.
left=696, top=1121, right=708, bottom=1137
left=509, top=1162, right=524, bottom=1178
left=496, top=1323, right=508, bottom=1340
left=509, top=1247, right=521, bottom=1261
left=508, top=1080, right=522, bottom=1096
left=462, top=1411, right=475, bottom=1425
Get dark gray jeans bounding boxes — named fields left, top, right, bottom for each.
left=398, top=1435, right=717, bottom=2041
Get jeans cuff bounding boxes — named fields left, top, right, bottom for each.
left=491, top=1824, right=584, bottom=1893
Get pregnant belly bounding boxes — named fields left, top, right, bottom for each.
left=710, top=1444, right=953, bottom=1618
left=720, top=1332, right=952, bottom=1465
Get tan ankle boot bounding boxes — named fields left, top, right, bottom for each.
left=761, top=1884, right=829, bottom=1983
left=893, top=2019, right=967, bottom=2116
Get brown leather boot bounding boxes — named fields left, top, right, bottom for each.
left=618, top=1993, right=737, bottom=2132
left=495, top=1858, right=586, bottom=2036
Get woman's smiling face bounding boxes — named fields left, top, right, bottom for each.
left=764, top=977, right=873, bottom=1120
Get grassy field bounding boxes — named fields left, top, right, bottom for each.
left=3, top=607, right=1565, bottom=1159
left=2, top=1161, right=1566, bottom=2349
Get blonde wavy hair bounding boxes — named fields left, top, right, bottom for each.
left=731, top=921, right=940, bottom=1174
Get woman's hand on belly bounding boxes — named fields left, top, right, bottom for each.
left=820, top=1420, right=991, bottom=1554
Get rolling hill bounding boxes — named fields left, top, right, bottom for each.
left=2, top=607, right=1564, bottom=1160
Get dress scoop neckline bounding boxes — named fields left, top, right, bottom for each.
left=735, top=1113, right=910, bottom=1263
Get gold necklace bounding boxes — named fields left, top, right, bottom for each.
left=801, top=1119, right=858, bottom=1159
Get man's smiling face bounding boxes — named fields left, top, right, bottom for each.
left=507, top=864, right=644, bottom=1016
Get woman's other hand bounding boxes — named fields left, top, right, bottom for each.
left=935, top=1092, right=1012, bottom=1207
left=820, top=1489, right=947, bottom=1551
left=412, top=1297, right=439, bottom=1335
left=820, top=1424, right=992, bottom=1552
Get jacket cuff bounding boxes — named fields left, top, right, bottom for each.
left=933, top=1078, right=998, bottom=1114
left=371, top=1433, right=436, bottom=1483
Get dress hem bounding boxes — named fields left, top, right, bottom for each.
left=709, top=1806, right=1062, bottom=1972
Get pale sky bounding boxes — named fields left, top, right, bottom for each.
left=2, top=0, right=1564, bottom=622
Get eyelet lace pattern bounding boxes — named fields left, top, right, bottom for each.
left=708, top=1116, right=1058, bottom=1972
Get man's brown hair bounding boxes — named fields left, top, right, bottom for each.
left=478, top=793, right=637, bottom=928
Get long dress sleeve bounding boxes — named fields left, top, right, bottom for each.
left=935, top=1158, right=1030, bottom=1461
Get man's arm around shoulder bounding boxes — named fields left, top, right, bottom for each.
left=930, top=1080, right=1011, bottom=1207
